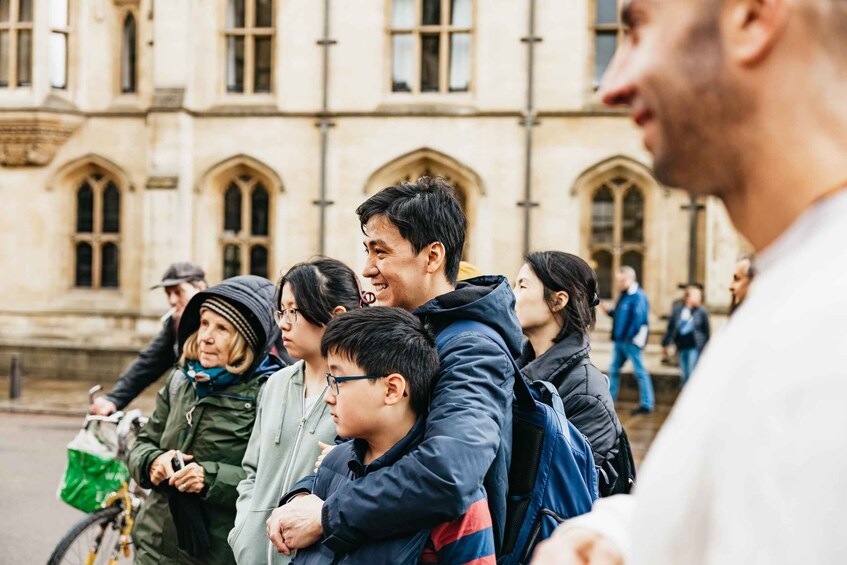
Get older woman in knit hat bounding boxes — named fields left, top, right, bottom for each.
left=129, top=275, right=283, bottom=564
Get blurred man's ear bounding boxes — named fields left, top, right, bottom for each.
left=724, top=0, right=789, bottom=66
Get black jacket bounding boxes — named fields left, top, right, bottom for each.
left=661, top=303, right=710, bottom=352
left=519, top=333, right=626, bottom=493
left=105, top=316, right=178, bottom=410
left=320, top=275, right=522, bottom=554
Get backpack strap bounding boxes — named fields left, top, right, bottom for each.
left=434, top=320, right=536, bottom=412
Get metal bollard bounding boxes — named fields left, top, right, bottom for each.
left=9, top=353, right=22, bottom=400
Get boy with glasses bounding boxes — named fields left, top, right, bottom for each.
left=287, top=307, right=495, bottom=564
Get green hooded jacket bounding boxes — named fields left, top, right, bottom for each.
left=127, top=275, right=283, bottom=564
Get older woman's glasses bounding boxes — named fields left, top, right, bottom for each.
left=324, top=373, right=384, bottom=395
left=274, top=308, right=299, bottom=325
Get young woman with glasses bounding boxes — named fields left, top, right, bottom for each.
left=228, top=257, right=371, bottom=565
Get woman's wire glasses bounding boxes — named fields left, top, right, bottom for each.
left=274, top=308, right=299, bottom=325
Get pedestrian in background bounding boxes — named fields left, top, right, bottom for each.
left=729, top=255, right=755, bottom=314
left=602, top=266, right=655, bottom=415
left=90, top=262, right=207, bottom=415
left=662, top=285, right=710, bottom=387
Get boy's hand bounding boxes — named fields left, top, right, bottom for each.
left=269, top=494, right=324, bottom=551
left=314, top=441, right=336, bottom=473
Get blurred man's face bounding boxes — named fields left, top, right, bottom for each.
left=615, top=272, right=633, bottom=292
left=599, top=0, right=749, bottom=194
left=685, top=287, right=703, bottom=308
left=165, top=282, right=202, bottom=322
left=729, top=260, right=752, bottom=307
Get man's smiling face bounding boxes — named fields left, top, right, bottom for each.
left=361, top=215, right=431, bottom=312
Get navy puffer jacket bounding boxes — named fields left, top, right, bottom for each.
left=320, top=275, right=522, bottom=554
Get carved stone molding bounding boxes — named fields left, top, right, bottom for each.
left=152, top=88, right=185, bottom=110
left=146, top=176, right=179, bottom=189
left=0, top=112, right=84, bottom=167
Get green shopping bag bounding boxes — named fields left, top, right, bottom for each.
left=58, top=429, right=130, bottom=513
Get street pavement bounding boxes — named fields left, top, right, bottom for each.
left=0, top=413, right=91, bottom=565
left=0, top=375, right=670, bottom=563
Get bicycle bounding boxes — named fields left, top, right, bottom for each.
left=47, top=385, right=149, bottom=565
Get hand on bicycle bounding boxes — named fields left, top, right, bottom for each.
left=169, top=458, right=204, bottom=494
left=90, top=397, right=118, bottom=416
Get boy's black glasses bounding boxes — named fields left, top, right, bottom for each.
left=324, top=373, right=384, bottom=395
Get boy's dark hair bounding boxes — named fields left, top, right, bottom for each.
left=277, top=257, right=365, bottom=327
left=356, top=176, right=467, bottom=285
left=525, top=251, right=599, bottom=343
left=320, top=307, right=439, bottom=416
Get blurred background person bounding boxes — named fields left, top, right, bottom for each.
left=90, top=262, right=207, bottom=415
left=661, top=285, right=710, bottom=387
left=602, top=267, right=654, bottom=415
left=729, top=255, right=755, bottom=314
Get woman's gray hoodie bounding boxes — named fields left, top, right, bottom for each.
left=228, top=361, right=336, bottom=565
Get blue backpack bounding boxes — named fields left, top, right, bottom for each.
left=436, top=321, right=598, bottom=565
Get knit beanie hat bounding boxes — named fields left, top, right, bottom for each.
left=200, top=296, right=260, bottom=350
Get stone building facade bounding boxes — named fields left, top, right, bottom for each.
left=0, top=0, right=744, bottom=376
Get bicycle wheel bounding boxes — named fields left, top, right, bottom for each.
left=47, top=506, right=135, bottom=565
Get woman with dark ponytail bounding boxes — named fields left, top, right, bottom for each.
left=514, top=251, right=635, bottom=496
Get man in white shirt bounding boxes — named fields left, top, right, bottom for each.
left=532, top=0, right=847, bottom=563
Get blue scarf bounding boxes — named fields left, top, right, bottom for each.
left=184, top=360, right=244, bottom=399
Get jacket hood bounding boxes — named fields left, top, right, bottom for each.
left=178, top=275, right=281, bottom=375
left=519, top=331, right=591, bottom=383
left=413, top=275, right=523, bottom=357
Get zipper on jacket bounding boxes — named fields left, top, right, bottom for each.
left=267, top=382, right=328, bottom=565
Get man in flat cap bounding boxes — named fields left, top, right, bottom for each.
left=89, top=262, right=207, bottom=415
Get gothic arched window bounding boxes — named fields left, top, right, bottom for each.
left=73, top=172, right=121, bottom=288
left=588, top=176, right=646, bottom=298
left=221, top=173, right=272, bottom=278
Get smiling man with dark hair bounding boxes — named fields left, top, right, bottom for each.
left=267, top=176, right=522, bottom=557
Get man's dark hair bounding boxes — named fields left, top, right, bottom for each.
left=277, top=256, right=365, bottom=327
left=321, top=307, right=439, bottom=416
left=525, top=251, right=599, bottom=343
left=356, top=176, right=467, bottom=285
